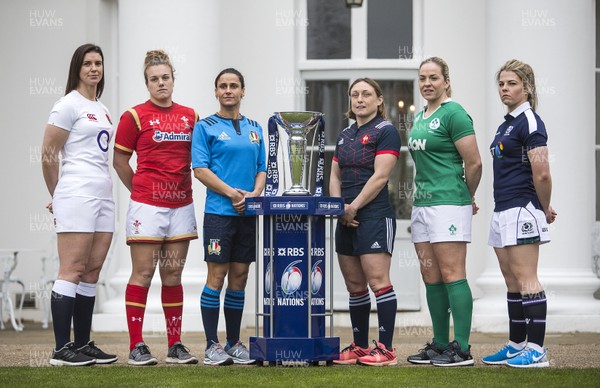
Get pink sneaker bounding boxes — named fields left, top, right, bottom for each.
left=333, top=342, right=372, bottom=365
left=356, top=341, right=397, bottom=366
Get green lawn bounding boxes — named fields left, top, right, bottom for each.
left=1, top=366, right=599, bottom=387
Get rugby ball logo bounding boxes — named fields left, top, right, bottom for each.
left=281, top=260, right=303, bottom=295
left=311, top=260, right=323, bottom=295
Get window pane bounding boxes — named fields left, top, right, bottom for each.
left=368, top=0, right=413, bottom=59
left=307, top=0, right=351, bottom=59
left=305, top=80, right=348, bottom=196
left=376, top=79, right=415, bottom=220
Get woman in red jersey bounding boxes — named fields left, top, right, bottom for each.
left=113, top=50, right=198, bottom=366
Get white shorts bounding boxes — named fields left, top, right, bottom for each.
left=488, top=202, right=550, bottom=248
left=53, top=195, right=115, bottom=233
left=126, top=200, right=198, bottom=244
left=411, top=205, right=472, bottom=243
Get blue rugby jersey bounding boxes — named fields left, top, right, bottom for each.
left=192, top=114, right=267, bottom=216
left=333, top=115, right=401, bottom=220
left=489, top=101, right=548, bottom=212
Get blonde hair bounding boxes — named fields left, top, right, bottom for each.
left=143, top=50, right=174, bottom=84
left=346, top=78, right=387, bottom=120
left=496, top=59, right=537, bottom=111
left=419, top=56, right=452, bottom=97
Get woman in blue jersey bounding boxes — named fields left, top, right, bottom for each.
left=41, top=44, right=117, bottom=366
left=406, top=57, right=482, bottom=367
left=482, top=59, right=556, bottom=368
left=192, top=68, right=266, bottom=366
left=330, top=78, right=401, bottom=367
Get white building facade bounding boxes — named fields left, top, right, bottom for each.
left=1, top=0, right=598, bottom=333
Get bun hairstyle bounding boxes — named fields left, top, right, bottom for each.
left=143, top=49, right=174, bottom=84
left=419, top=56, right=452, bottom=98
left=496, top=59, right=538, bottom=111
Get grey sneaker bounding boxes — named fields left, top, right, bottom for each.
left=166, top=342, right=198, bottom=364
left=204, top=341, right=234, bottom=366
left=128, top=342, right=158, bottom=366
left=225, top=341, right=256, bottom=365
left=407, top=340, right=445, bottom=364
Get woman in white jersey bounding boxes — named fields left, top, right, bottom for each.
left=42, top=43, right=117, bottom=366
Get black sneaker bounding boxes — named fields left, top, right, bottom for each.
left=431, top=340, right=474, bottom=367
left=166, top=342, right=198, bottom=364
left=49, top=342, right=95, bottom=366
left=77, top=341, right=118, bottom=364
left=407, top=340, right=445, bottom=364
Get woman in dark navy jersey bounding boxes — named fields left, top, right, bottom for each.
left=483, top=59, right=556, bottom=368
left=330, top=78, right=401, bottom=366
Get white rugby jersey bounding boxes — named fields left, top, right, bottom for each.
left=48, top=90, right=113, bottom=199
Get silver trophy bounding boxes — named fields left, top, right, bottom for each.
left=274, top=111, right=323, bottom=196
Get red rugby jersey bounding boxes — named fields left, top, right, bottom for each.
left=114, top=100, right=198, bottom=208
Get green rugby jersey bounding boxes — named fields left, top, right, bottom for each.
left=408, top=100, right=474, bottom=206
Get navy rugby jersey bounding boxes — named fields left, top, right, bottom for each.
left=490, top=101, right=547, bottom=212
left=333, top=115, right=401, bottom=220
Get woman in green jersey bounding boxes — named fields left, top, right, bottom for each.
left=406, top=57, right=482, bottom=367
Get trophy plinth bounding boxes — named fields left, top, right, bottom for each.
left=273, top=111, right=323, bottom=196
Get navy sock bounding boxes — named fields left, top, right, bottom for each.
left=375, top=285, right=396, bottom=350
left=348, top=290, right=370, bottom=348
left=201, top=286, right=221, bottom=348
left=224, top=289, right=245, bottom=347
left=522, top=291, right=547, bottom=347
left=51, top=291, right=75, bottom=350
left=507, top=292, right=527, bottom=344
left=73, top=294, right=95, bottom=348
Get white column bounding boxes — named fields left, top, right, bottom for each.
left=473, top=0, right=600, bottom=332
left=93, top=0, right=221, bottom=332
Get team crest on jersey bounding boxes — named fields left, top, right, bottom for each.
left=361, top=134, right=370, bottom=144
left=218, top=131, right=231, bottom=141
left=181, top=116, right=191, bottom=129
left=504, top=126, right=514, bottom=136
left=249, top=130, right=260, bottom=144
left=429, top=118, right=441, bottom=130
left=208, top=239, right=221, bottom=255
left=338, top=138, right=344, bottom=145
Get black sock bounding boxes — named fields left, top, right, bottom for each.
left=201, top=286, right=221, bottom=348
left=73, top=294, right=95, bottom=348
left=522, top=291, right=547, bottom=347
left=507, top=292, right=526, bottom=344
left=51, top=291, right=75, bottom=350
left=349, top=290, right=370, bottom=348
left=375, top=286, right=397, bottom=350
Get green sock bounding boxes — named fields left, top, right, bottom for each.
left=446, top=279, right=473, bottom=351
left=425, top=282, right=450, bottom=347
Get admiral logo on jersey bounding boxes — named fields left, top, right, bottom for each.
left=153, top=130, right=191, bottom=142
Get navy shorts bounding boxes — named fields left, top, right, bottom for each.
left=203, top=213, right=257, bottom=263
left=335, top=217, right=396, bottom=256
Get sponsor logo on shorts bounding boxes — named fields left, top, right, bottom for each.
left=208, top=239, right=221, bottom=255
left=370, top=241, right=381, bottom=249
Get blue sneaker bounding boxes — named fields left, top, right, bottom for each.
left=506, top=347, right=549, bottom=368
left=482, top=342, right=525, bottom=365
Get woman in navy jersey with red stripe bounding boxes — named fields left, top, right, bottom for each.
left=330, top=78, right=401, bottom=366
left=482, top=59, right=556, bottom=368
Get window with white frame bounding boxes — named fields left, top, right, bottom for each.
left=301, top=0, right=420, bottom=220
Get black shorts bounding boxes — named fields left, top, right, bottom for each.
left=335, top=217, right=396, bottom=256
left=203, top=213, right=257, bottom=263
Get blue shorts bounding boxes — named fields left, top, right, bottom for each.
left=203, top=213, right=256, bottom=263
left=335, top=217, right=396, bottom=256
